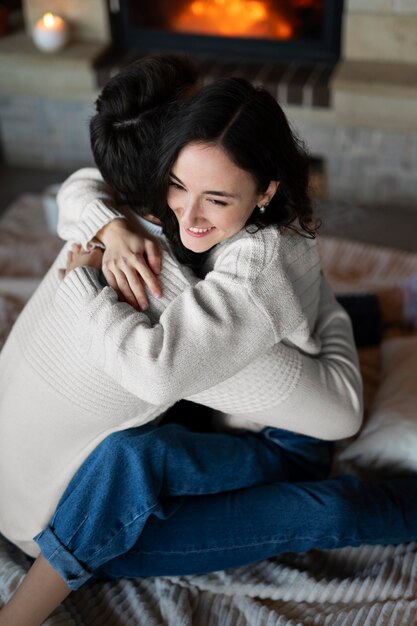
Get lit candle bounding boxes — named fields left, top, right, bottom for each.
left=32, top=12, right=70, bottom=53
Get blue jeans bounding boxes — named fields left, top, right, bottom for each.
left=34, top=423, right=417, bottom=590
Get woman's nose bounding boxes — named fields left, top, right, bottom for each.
left=181, top=197, right=201, bottom=224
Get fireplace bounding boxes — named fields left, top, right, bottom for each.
left=109, top=0, right=344, bottom=63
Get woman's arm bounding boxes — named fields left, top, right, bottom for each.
left=54, top=230, right=319, bottom=406
left=55, top=262, right=277, bottom=406
left=190, top=276, right=363, bottom=440
left=60, top=244, right=361, bottom=439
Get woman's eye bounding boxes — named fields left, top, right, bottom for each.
left=207, top=198, right=228, bottom=207
left=169, top=181, right=184, bottom=190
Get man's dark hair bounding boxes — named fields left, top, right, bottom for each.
left=89, top=54, right=198, bottom=214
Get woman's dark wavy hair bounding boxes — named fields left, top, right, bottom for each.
left=153, top=76, right=317, bottom=248
left=89, top=54, right=198, bottom=213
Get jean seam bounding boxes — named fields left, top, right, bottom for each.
left=132, top=535, right=326, bottom=555
left=166, top=487, right=237, bottom=496
left=132, top=534, right=411, bottom=556
left=47, top=546, right=62, bottom=561
left=56, top=514, right=88, bottom=546
left=88, top=502, right=160, bottom=561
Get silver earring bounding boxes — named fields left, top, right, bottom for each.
left=259, top=201, right=269, bottom=214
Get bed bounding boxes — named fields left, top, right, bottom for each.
left=1, top=194, right=417, bottom=626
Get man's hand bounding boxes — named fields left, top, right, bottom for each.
left=96, top=217, right=163, bottom=311
left=61, top=244, right=103, bottom=277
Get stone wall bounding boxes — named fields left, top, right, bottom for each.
left=282, top=0, right=417, bottom=209
left=288, top=114, right=417, bottom=208
left=0, top=0, right=108, bottom=168
left=0, top=32, right=104, bottom=168
left=345, top=0, right=417, bottom=64
left=0, top=94, right=94, bottom=168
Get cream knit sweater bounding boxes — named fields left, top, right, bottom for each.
left=0, top=169, right=362, bottom=557
left=57, top=169, right=362, bottom=434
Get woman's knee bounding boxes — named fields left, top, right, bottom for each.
left=93, top=424, right=181, bottom=466
left=87, top=428, right=151, bottom=472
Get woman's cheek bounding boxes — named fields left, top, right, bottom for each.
left=167, top=190, right=176, bottom=208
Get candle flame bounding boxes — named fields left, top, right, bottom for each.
left=43, top=12, right=56, bottom=28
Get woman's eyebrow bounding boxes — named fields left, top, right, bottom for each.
left=204, top=190, right=238, bottom=198
left=170, top=171, right=238, bottom=198
left=169, top=172, right=184, bottom=185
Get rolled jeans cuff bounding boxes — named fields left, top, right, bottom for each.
left=33, top=526, right=92, bottom=591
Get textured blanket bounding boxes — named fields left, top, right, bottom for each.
left=1, top=194, right=417, bottom=626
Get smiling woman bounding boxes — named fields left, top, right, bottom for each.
left=167, top=142, right=278, bottom=252
left=156, top=76, right=315, bottom=256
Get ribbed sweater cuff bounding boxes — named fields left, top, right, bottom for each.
left=54, top=267, right=103, bottom=317
left=71, top=200, right=126, bottom=250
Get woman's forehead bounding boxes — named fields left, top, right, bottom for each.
left=173, top=142, right=256, bottom=191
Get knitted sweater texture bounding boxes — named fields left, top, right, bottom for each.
left=0, top=169, right=362, bottom=556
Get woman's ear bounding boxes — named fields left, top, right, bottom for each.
left=259, top=181, right=279, bottom=206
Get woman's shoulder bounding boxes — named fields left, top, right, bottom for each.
left=205, top=226, right=279, bottom=287
left=212, top=224, right=317, bottom=276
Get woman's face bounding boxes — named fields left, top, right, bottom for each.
left=167, top=142, right=277, bottom=253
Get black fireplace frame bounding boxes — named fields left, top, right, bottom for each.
left=108, top=0, right=344, bottom=64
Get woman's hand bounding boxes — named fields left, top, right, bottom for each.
left=96, top=217, right=163, bottom=311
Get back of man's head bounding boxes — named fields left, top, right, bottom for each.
left=90, top=54, right=198, bottom=214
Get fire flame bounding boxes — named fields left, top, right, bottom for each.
left=172, top=0, right=294, bottom=39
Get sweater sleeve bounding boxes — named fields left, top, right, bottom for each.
left=54, top=250, right=280, bottom=405
left=57, top=168, right=126, bottom=249
left=54, top=229, right=323, bottom=406
left=189, top=275, right=363, bottom=440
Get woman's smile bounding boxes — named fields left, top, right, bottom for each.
left=167, top=142, right=274, bottom=253
left=185, top=226, right=216, bottom=237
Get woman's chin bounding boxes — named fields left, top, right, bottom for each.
left=180, top=233, right=212, bottom=253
